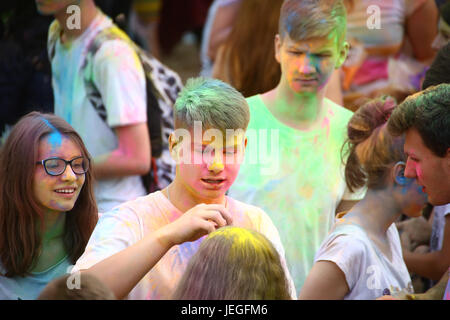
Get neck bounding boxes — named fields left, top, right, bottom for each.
left=166, top=181, right=226, bottom=213
left=262, top=82, right=327, bottom=130
left=346, top=189, right=402, bottom=238
left=55, top=0, right=98, bottom=41
left=41, top=211, right=66, bottom=241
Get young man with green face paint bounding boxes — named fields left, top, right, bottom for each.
left=229, top=0, right=365, bottom=292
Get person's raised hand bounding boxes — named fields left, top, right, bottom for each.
left=159, top=203, right=233, bottom=247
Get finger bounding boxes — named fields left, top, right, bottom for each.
left=200, top=210, right=228, bottom=228
left=193, top=204, right=233, bottom=226
left=205, top=206, right=233, bottom=226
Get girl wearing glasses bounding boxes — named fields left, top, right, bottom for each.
left=0, top=112, right=97, bottom=300
left=299, top=96, right=428, bottom=300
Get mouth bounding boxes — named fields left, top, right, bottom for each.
left=295, top=78, right=319, bottom=85
left=201, top=178, right=226, bottom=189
left=54, top=187, right=77, bottom=197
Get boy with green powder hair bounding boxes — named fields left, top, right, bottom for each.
left=229, top=0, right=365, bottom=293
left=74, top=77, right=296, bottom=300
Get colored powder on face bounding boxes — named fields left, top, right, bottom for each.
left=42, top=118, right=63, bottom=150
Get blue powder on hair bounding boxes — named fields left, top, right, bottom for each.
left=42, top=118, right=62, bottom=149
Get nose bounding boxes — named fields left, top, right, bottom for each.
left=404, top=158, right=417, bottom=179
left=207, top=157, right=224, bottom=174
left=61, top=164, right=77, bottom=181
left=298, top=54, right=316, bottom=74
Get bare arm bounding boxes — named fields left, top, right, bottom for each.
left=82, top=204, right=232, bottom=299
left=403, top=215, right=450, bottom=281
left=405, top=0, right=439, bottom=62
left=93, top=123, right=151, bottom=179
left=299, top=261, right=350, bottom=299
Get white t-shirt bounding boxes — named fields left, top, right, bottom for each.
left=48, top=11, right=147, bottom=212
left=430, top=203, right=450, bottom=252
left=314, top=220, right=413, bottom=300
left=74, top=191, right=297, bottom=299
left=229, top=95, right=365, bottom=291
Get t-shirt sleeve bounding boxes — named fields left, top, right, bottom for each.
left=314, top=233, right=366, bottom=290
left=256, top=209, right=298, bottom=299
left=74, top=205, right=143, bottom=271
left=92, top=39, right=147, bottom=128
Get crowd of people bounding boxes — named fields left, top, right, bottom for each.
left=0, top=0, right=449, bottom=301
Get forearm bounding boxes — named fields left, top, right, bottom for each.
left=84, top=227, right=173, bottom=300
left=403, top=250, right=449, bottom=281
left=93, top=149, right=150, bottom=180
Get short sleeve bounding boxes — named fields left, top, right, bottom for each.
left=74, top=205, right=143, bottom=271
left=92, top=39, right=147, bottom=128
left=314, top=233, right=366, bottom=290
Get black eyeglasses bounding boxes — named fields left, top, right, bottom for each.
left=36, top=156, right=90, bottom=176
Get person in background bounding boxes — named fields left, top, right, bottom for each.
left=229, top=0, right=365, bottom=292
left=211, top=0, right=283, bottom=98
left=299, top=96, right=427, bottom=299
left=38, top=0, right=151, bottom=212
left=387, top=83, right=450, bottom=300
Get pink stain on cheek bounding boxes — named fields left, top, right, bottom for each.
left=416, top=165, right=423, bottom=180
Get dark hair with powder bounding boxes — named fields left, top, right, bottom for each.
left=388, top=84, right=450, bottom=157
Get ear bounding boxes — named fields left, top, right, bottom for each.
left=169, top=133, right=177, bottom=159
left=393, top=161, right=407, bottom=186
left=335, top=41, right=349, bottom=68
left=275, top=34, right=282, bottom=64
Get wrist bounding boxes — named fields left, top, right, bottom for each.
left=154, top=225, right=176, bottom=250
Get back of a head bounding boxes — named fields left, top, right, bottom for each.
left=278, top=0, right=347, bottom=44
left=38, top=273, right=116, bottom=300
left=172, top=227, right=291, bottom=300
left=218, top=0, right=284, bottom=97
left=344, top=96, right=405, bottom=192
left=173, top=77, right=249, bottom=133
left=422, top=42, right=450, bottom=89
left=388, top=84, right=450, bottom=158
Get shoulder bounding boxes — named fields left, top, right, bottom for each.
left=226, top=197, right=271, bottom=226
left=405, top=0, right=429, bottom=16
left=325, top=98, right=353, bottom=121
left=245, top=94, right=264, bottom=109
left=317, top=224, right=369, bottom=260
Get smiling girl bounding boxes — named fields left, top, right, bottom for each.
left=0, top=112, right=97, bottom=300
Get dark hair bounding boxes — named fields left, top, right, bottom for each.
left=422, top=42, right=450, bottom=89
left=278, top=0, right=347, bottom=44
left=343, top=96, right=406, bottom=192
left=38, top=273, right=116, bottom=300
left=213, top=0, right=283, bottom=97
left=0, top=112, right=98, bottom=277
left=172, top=227, right=291, bottom=300
left=388, top=84, right=450, bottom=157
